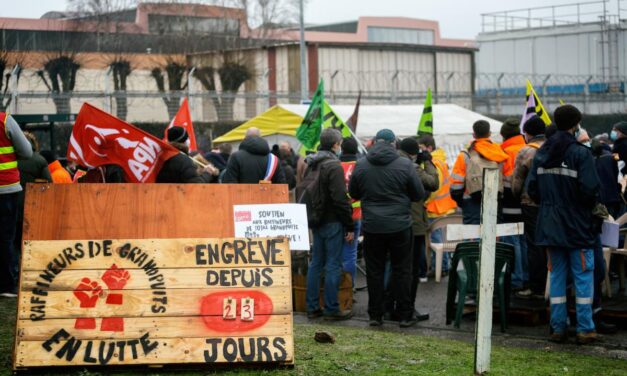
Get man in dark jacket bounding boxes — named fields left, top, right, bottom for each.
left=393, top=137, right=438, bottom=321
left=222, top=132, right=287, bottom=184
left=305, top=128, right=354, bottom=321
left=527, top=105, right=600, bottom=344
left=157, top=127, right=216, bottom=183
left=349, top=129, right=425, bottom=328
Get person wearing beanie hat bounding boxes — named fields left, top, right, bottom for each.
left=500, top=118, right=521, bottom=141
left=396, top=137, right=438, bottom=322
left=375, top=129, right=396, bottom=144
left=349, top=130, right=425, bottom=328
left=523, top=115, right=546, bottom=140
left=499, top=117, right=528, bottom=291
left=526, top=104, right=601, bottom=344
left=512, top=115, right=547, bottom=301
left=157, top=127, right=218, bottom=184
left=167, top=126, right=188, bottom=144
left=339, top=137, right=361, bottom=293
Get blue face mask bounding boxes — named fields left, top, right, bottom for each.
left=574, top=128, right=581, bottom=140
left=611, top=130, right=618, bottom=141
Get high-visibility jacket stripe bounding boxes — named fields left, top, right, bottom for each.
left=0, top=146, right=15, bottom=154
left=0, top=112, right=20, bottom=187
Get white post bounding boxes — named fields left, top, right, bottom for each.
left=474, top=168, right=499, bottom=375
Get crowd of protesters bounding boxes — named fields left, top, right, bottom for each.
left=0, top=105, right=625, bottom=344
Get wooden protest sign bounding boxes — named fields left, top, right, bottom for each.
left=14, top=237, right=293, bottom=368
left=15, top=184, right=293, bottom=370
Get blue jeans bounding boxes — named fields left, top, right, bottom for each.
left=306, top=222, right=345, bottom=314
left=0, top=193, right=18, bottom=293
left=548, top=248, right=595, bottom=334
left=342, top=220, right=361, bottom=287
left=593, top=237, right=606, bottom=311
left=502, top=235, right=528, bottom=289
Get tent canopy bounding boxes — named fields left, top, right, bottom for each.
left=214, top=104, right=503, bottom=164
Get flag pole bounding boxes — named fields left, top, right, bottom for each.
left=343, top=122, right=368, bottom=155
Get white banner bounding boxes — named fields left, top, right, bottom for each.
left=233, top=204, right=310, bottom=251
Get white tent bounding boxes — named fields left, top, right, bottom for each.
left=281, top=104, right=503, bottom=165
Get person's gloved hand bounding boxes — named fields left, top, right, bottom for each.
left=415, top=150, right=432, bottom=164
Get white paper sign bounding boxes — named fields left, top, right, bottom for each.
left=233, top=204, right=310, bottom=250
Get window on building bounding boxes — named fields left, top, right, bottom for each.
left=149, top=15, right=240, bottom=35
left=367, top=26, right=434, bottom=45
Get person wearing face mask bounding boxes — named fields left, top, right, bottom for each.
left=527, top=105, right=601, bottom=344
left=304, top=128, right=355, bottom=321
left=576, top=127, right=592, bottom=148
left=611, top=121, right=627, bottom=179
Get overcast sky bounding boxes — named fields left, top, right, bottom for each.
left=0, top=0, right=620, bottom=39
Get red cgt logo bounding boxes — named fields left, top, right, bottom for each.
left=234, top=211, right=252, bottom=222
left=200, top=291, right=273, bottom=333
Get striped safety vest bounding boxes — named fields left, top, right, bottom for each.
left=0, top=112, right=20, bottom=189
left=425, top=158, right=457, bottom=217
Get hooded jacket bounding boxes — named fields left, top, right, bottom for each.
left=305, top=150, right=354, bottom=231
left=222, top=136, right=287, bottom=184
left=156, top=153, right=213, bottom=183
left=527, top=131, right=601, bottom=248
left=398, top=150, right=439, bottom=236
left=349, top=142, right=425, bottom=234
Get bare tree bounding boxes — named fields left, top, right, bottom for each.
left=37, top=54, right=81, bottom=114
left=0, top=50, right=22, bottom=112
left=151, top=58, right=190, bottom=119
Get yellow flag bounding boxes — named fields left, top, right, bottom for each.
left=525, top=80, right=552, bottom=125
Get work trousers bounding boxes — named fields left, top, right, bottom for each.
left=364, top=228, right=413, bottom=321
left=523, top=205, right=546, bottom=295
left=548, top=248, right=595, bottom=334
left=0, top=193, right=18, bottom=293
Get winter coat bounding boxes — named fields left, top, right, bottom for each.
left=156, top=153, right=213, bottom=183
left=501, top=135, right=526, bottom=222
left=305, top=150, right=354, bottom=231
left=594, top=150, right=622, bottom=208
left=398, top=150, right=439, bottom=236
left=222, top=136, right=287, bottom=184
left=527, top=131, right=601, bottom=249
left=612, top=137, right=627, bottom=174
left=18, top=152, right=52, bottom=186
left=349, top=142, right=425, bottom=234
left=512, top=135, right=544, bottom=207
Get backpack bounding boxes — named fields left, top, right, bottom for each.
left=462, top=147, right=504, bottom=198
left=296, top=158, right=335, bottom=227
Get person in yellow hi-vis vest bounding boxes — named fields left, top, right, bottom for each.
left=0, top=112, right=33, bottom=297
left=418, top=134, right=457, bottom=277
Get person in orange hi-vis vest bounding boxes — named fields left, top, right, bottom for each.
left=0, top=112, right=33, bottom=297
left=499, top=118, right=529, bottom=291
left=339, top=137, right=362, bottom=288
left=450, top=120, right=509, bottom=225
left=418, top=134, right=457, bottom=276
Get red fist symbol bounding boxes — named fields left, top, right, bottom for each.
left=101, top=264, right=130, bottom=290
left=73, top=278, right=103, bottom=308
left=73, top=278, right=103, bottom=330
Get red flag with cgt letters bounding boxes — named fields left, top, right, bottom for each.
left=67, top=103, right=179, bottom=183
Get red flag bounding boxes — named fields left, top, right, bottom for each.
left=67, top=103, right=179, bottom=183
left=163, top=97, right=197, bottom=152
left=346, top=91, right=361, bottom=132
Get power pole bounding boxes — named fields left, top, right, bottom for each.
left=299, top=0, right=308, bottom=102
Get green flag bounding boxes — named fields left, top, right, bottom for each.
left=322, top=101, right=352, bottom=138
left=296, top=80, right=324, bottom=149
left=418, top=88, right=433, bottom=135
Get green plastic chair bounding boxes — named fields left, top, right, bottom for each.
left=445, top=241, right=515, bottom=332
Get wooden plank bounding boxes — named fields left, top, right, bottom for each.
left=22, top=237, right=291, bottom=271
left=21, top=267, right=291, bottom=291
left=15, top=335, right=294, bottom=367
left=22, top=184, right=289, bottom=241
left=446, top=222, right=524, bottom=241
left=19, top=287, right=292, bottom=320
left=17, top=314, right=293, bottom=341
left=474, top=168, right=499, bottom=374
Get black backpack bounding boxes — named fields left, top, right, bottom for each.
left=296, top=159, right=335, bottom=227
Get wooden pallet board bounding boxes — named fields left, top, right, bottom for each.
left=15, top=184, right=293, bottom=370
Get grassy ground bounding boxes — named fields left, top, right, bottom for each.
left=1, top=300, right=625, bottom=376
